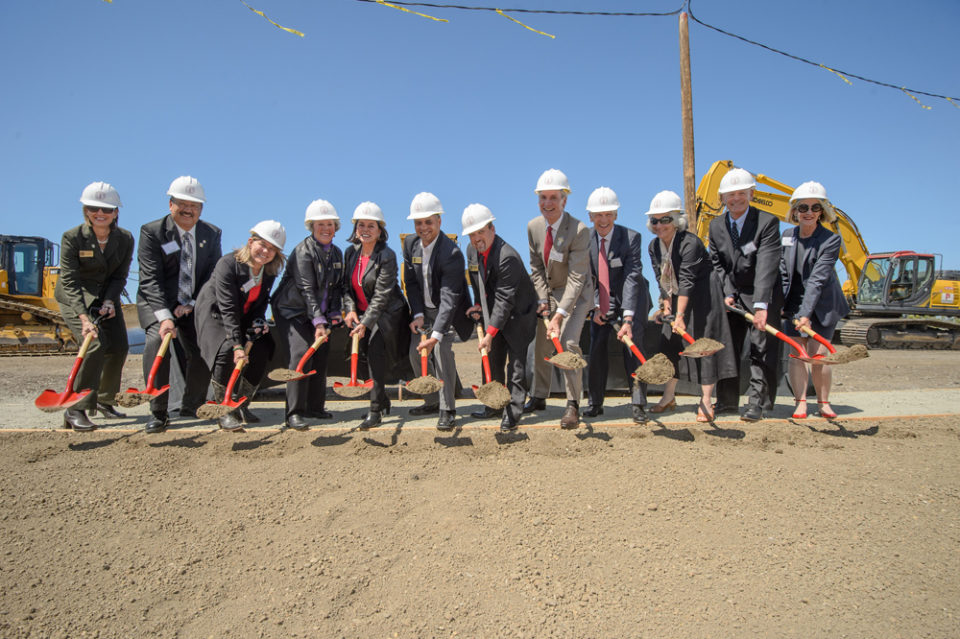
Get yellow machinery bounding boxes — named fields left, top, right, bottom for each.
left=0, top=235, right=78, bottom=355
left=694, top=161, right=960, bottom=349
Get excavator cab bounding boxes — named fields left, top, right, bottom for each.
left=856, top=252, right=936, bottom=312
left=1, top=235, right=69, bottom=354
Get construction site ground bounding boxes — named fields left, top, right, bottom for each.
left=1, top=348, right=958, bottom=638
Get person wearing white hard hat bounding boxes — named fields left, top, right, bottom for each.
left=271, top=200, right=346, bottom=430
left=54, top=182, right=135, bottom=431
left=402, top=192, right=473, bottom=430
left=342, top=202, right=412, bottom=430
left=780, top=181, right=849, bottom=420
left=461, top=204, right=538, bottom=432
left=526, top=168, right=594, bottom=429
left=581, top=187, right=653, bottom=424
left=646, top=191, right=736, bottom=422
left=708, top=167, right=784, bottom=422
left=136, top=176, right=222, bottom=434
left=194, top=221, right=286, bottom=431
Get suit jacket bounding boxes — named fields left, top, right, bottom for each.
left=708, top=206, right=783, bottom=310
left=402, top=232, right=473, bottom=341
left=271, top=236, right=344, bottom=323
left=466, top=235, right=538, bottom=355
left=589, top=224, right=652, bottom=321
left=136, top=214, right=222, bottom=329
left=54, top=223, right=134, bottom=318
left=527, top=211, right=594, bottom=314
left=780, top=224, right=850, bottom=326
left=194, top=252, right=276, bottom=368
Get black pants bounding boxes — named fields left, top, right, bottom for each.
left=143, top=317, right=209, bottom=415
left=61, top=310, right=128, bottom=411
left=716, top=312, right=779, bottom=410
left=587, top=320, right=648, bottom=408
left=361, top=328, right=390, bottom=413
left=486, top=332, right=529, bottom=424
left=276, top=314, right=330, bottom=418
left=209, top=336, right=274, bottom=397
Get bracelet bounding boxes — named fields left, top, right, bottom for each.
left=233, top=344, right=244, bottom=351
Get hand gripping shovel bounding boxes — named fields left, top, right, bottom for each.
left=332, top=332, right=373, bottom=398
left=542, top=318, right=586, bottom=370
left=613, top=323, right=675, bottom=385
left=35, top=331, right=97, bottom=412
left=268, top=334, right=328, bottom=382
left=115, top=332, right=174, bottom=408
left=669, top=321, right=726, bottom=359
left=793, top=320, right=869, bottom=365
left=471, top=323, right=510, bottom=409
left=724, top=304, right=812, bottom=361
left=196, top=342, right=253, bottom=420
left=405, top=330, right=444, bottom=395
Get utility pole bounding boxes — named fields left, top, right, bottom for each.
left=679, top=11, right=697, bottom=231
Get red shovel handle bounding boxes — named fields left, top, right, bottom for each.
left=222, top=342, right=252, bottom=401
left=349, top=332, right=360, bottom=385
left=475, top=323, right=492, bottom=383
left=419, top=333, right=429, bottom=376
left=295, top=334, right=327, bottom=372
left=669, top=321, right=696, bottom=345
left=728, top=305, right=809, bottom=358
left=617, top=329, right=648, bottom=365
left=145, top=332, right=174, bottom=393
left=66, top=332, right=97, bottom=393
left=542, top=318, right=564, bottom=353
left=794, top=320, right=837, bottom=354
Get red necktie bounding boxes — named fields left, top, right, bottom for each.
left=544, top=225, right=554, bottom=266
left=598, top=237, right=610, bottom=315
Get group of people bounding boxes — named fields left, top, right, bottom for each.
left=53, top=167, right=849, bottom=434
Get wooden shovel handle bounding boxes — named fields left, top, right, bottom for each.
left=542, top=318, right=564, bottom=353
left=793, top=319, right=836, bottom=354
left=730, top=306, right=809, bottom=358
left=419, top=332, right=428, bottom=376
left=475, top=323, right=492, bottom=384
left=349, top=332, right=360, bottom=385
left=145, top=332, right=174, bottom=392
left=295, top=334, right=328, bottom=372
left=66, top=332, right=97, bottom=392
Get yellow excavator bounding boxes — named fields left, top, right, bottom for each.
left=0, top=235, right=79, bottom=355
left=694, top=160, right=960, bottom=349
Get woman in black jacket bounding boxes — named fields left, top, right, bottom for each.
left=271, top=199, right=344, bottom=430
left=195, top=221, right=286, bottom=430
left=342, top=202, right=411, bottom=429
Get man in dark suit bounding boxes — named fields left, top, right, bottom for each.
left=581, top=187, right=652, bottom=424
left=461, top=204, right=538, bottom=432
left=136, top=176, right=222, bottom=433
left=402, top=192, right=473, bottom=430
left=708, top=168, right=783, bottom=422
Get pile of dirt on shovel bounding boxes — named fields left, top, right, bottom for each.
left=405, top=376, right=443, bottom=395
left=820, top=344, right=869, bottom=365
left=682, top=337, right=725, bottom=356
left=475, top=381, right=510, bottom=409
left=332, top=382, right=372, bottom=398
left=549, top=351, right=587, bottom=369
left=635, top=353, right=675, bottom=384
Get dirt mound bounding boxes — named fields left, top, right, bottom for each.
left=474, top=381, right=510, bottom=409
left=405, top=375, right=443, bottom=395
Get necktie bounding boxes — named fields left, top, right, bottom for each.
left=730, top=219, right=740, bottom=247
left=177, top=232, right=194, bottom=305
left=544, top=225, right=554, bottom=266
left=598, top=237, right=610, bottom=315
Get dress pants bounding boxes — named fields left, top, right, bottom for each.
left=276, top=314, right=330, bottom=418
left=716, top=312, right=779, bottom=410
left=209, top=335, right=274, bottom=397
left=407, top=307, right=457, bottom=411
left=61, top=309, right=128, bottom=411
left=531, top=293, right=591, bottom=402
left=361, top=328, right=390, bottom=413
left=486, top=331, right=529, bottom=425
left=587, top=321, right=647, bottom=408
left=143, top=316, right=209, bottom=415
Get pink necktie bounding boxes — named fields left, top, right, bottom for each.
left=543, top=225, right=553, bottom=267
left=598, top=237, right=610, bottom=315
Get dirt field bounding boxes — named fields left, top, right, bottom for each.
left=2, top=350, right=959, bottom=638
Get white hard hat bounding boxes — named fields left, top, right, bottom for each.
left=167, top=175, right=206, bottom=203
left=352, top=201, right=385, bottom=223
left=718, top=168, right=757, bottom=195
left=408, top=192, right=444, bottom=220
left=461, top=203, right=496, bottom=236
left=304, top=199, right=339, bottom=231
left=645, top=190, right=683, bottom=215
left=79, top=181, right=122, bottom=209
left=790, top=181, right=828, bottom=202
left=250, top=220, right=286, bottom=251
left=586, top=187, right=620, bottom=213
left=535, top=168, right=571, bottom=193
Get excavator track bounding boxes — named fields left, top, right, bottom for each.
left=0, top=297, right=77, bottom=356
left=840, top=317, right=960, bottom=350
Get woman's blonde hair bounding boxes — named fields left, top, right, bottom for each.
left=82, top=206, right=118, bottom=231
left=788, top=199, right=837, bottom=225
left=235, top=233, right=286, bottom=276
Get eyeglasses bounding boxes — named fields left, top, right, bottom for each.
left=85, top=206, right=117, bottom=214
left=795, top=203, right=823, bottom=214
left=649, top=216, right=674, bottom=225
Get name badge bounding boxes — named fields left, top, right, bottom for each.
left=741, top=241, right=757, bottom=255
left=241, top=279, right=257, bottom=293
left=549, top=248, right=564, bottom=263
left=469, top=264, right=479, bottom=272
left=412, top=256, right=422, bottom=264
left=609, top=257, right=623, bottom=268
left=79, top=250, right=94, bottom=258
left=161, top=240, right=180, bottom=255
left=781, top=236, right=796, bottom=247
left=333, top=262, right=342, bottom=270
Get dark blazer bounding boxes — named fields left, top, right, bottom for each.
left=780, top=224, right=850, bottom=326
left=136, top=214, right=222, bottom=328
left=194, top=252, right=276, bottom=369
left=650, top=230, right=714, bottom=304
left=708, top=207, right=783, bottom=310
left=272, top=236, right=344, bottom=323
left=402, top=232, right=473, bottom=342
left=466, top=235, right=538, bottom=355
left=588, top=224, right=652, bottom=321
left=54, top=223, right=134, bottom=318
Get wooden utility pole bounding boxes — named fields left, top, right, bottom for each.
left=679, top=11, right=697, bottom=231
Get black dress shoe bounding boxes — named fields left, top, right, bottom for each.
left=306, top=409, right=333, bottom=419
left=219, top=411, right=244, bottom=431
left=582, top=405, right=604, bottom=417
left=93, top=402, right=126, bottom=419
left=358, top=411, right=382, bottom=429
left=64, top=409, right=96, bottom=432
left=471, top=405, right=501, bottom=419
left=239, top=405, right=260, bottom=424
left=741, top=404, right=763, bottom=422
left=436, top=410, right=456, bottom=431
left=500, top=413, right=518, bottom=432
left=632, top=404, right=648, bottom=424
left=144, top=412, right=169, bottom=434
left=285, top=414, right=310, bottom=431
left=712, top=402, right=737, bottom=415
left=409, top=403, right=439, bottom=416
left=522, top=397, right=546, bottom=413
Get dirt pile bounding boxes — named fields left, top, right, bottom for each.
left=405, top=375, right=443, bottom=395
left=474, top=381, right=511, bottom=409
left=634, top=352, right=675, bottom=384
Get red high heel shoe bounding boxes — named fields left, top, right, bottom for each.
left=818, top=401, right=837, bottom=419
left=792, top=399, right=807, bottom=419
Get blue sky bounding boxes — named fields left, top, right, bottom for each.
left=2, top=0, right=958, bottom=292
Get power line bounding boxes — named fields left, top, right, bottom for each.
left=353, top=0, right=683, bottom=17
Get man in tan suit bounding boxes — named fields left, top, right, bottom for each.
left=526, top=169, right=594, bottom=428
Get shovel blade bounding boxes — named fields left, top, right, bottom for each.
left=35, top=388, right=91, bottom=412
left=268, top=368, right=317, bottom=382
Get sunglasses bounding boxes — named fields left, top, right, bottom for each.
left=795, top=203, right=823, bottom=214
left=649, top=216, right=674, bottom=225
left=85, top=206, right=117, bottom=214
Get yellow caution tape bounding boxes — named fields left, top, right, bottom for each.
left=375, top=0, right=448, bottom=22
left=947, top=97, right=960, bottom=110
left=496, top=8, right=555, bottom=39
left=901, top=87, right=932, bottom=110
left=819, top=64, right=852, bottom=86
left=240, top=0, right=305, bottom=37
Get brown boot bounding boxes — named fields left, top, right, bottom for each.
left=560, top=401, right=580, bottom=429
